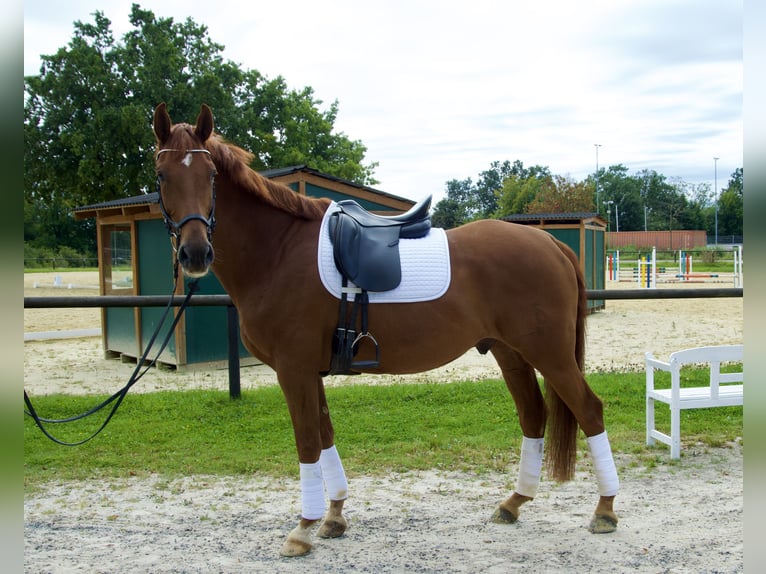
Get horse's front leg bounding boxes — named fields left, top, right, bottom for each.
left=281, top=446, right=350, bottom=556
left=280, top=461, right=324, bottom=557
left=279, top=373, right=349, bottom=557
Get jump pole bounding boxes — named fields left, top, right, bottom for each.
left=637, top=250, right=655, bottom=289
left=677, top=250, right=693, bottom=281
left=607, top=250, right=620, bottom=281
left=680, top=250, right=690, bottom=281
left=615, top=250, right=621, bottom=281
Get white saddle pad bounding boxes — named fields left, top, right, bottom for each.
left=317, top=203, right=451, bottom=303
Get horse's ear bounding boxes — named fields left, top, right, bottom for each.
left=153, top=102, right=171, bottom=145
left=195, top=104, right=214, bottom=143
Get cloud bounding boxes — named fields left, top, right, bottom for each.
left=23, top=0, right=742, bottom=201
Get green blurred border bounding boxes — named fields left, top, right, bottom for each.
left=743, top=1, right=765, bottom=570
left=2, top=1, right=23, bottom=569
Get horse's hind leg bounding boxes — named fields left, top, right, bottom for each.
left=489, top=344, right=546, bottom=525
left=535, top=359, right=620, bottom=533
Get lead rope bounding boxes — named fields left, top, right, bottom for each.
left=23, top=269, right=200, bottom=446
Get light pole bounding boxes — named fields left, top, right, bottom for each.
left=603, top=200, right=613, bottom=233
left=642, top=176, right=651, bottom=231
left=594, top=144, right=602, bottom=213
left=713, top=157, right=719, bottom=245
left=644, top=206, right=652, bottom=231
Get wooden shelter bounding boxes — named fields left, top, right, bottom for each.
left=74, top=166, right=416, bottom=369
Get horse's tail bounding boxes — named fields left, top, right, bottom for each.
left=545, top=240, right=587, bottom=482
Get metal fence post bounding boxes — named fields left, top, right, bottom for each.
left=227, top=305, right=241, bottom=400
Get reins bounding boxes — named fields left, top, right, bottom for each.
left=25, top=145, right=217, bottom=445
left=23, top=269, right=200, bottom=446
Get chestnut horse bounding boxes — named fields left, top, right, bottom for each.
left=152, top=103, right=619, bottom=556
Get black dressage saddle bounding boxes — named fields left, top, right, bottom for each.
left=324, top=195, right=432, bottom=375
left=328, top=195, right=432, bottom=292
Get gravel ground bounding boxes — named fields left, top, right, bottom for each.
left=23, top=445, right=743, bottom=573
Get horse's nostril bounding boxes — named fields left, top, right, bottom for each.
left=177, top=244, right=191, bottom=267
left=177, top=241, right=214, bottom=274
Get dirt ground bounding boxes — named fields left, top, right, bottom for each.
left=23, top=271, right=744, bottom=572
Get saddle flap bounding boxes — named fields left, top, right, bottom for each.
left=329, top=213, right=402, bottom=292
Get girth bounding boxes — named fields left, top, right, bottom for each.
left=324, top=196, right=432, bottom=375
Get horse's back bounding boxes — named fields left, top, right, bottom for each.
left=445, top=219, right=578, bottom=288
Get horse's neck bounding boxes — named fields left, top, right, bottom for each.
left=210, top=181, right=322, bottom=301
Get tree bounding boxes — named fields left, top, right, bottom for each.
left=473, top=160, right=526, bottom=219
left=592, top=165, right=642, bottom=231
left=24, top=4, right=377, bottom=256
left=431, top=178, right=474, bottom=228
left=673, top=180, right=711, bottom=232
left=431, top=159, right=554, bottom=228
left=432, top=157, right=743, bottom=238
left=524, top=175, right=595, bottom=214
left=717, top=167, right=743, bottom=237
left=490, top=161, right=552, bottom=218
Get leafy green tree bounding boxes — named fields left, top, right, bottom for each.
left=493, top=173, right=550, bottom=217
left=431, top=178, right=474, bottom=228
left=716, top=167, right=743, bottom=237
left=488, top=161, right=552, bottom=218
left=434, top=158, right=743, bottom=238
left=592, top=165, right=641, bottom=231
left=632, top=169, right=676, bottom=231
left=432, top=159, right=553, bottom=227
left=672, top=180, right=710, bottom=231
left=24, top=4, right=377, bottom=257
left=524, top=175, right=595, bottom=214
left=473, top=160, right=528, bottom=219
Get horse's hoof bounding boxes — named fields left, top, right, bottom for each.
left=490, top=505, right=519, bottom=524
left=318, top=515, right=348, bottom=538
left=279, top=526, right=313, bottom=557
left=588, top=513, right=618, bottom=534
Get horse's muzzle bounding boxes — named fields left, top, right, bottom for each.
left=177, top=239, right=214, bottom=278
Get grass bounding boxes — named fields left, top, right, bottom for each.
left=24, top=369, right=742, bottom=487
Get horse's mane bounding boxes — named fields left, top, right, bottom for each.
left=167, top=124, right=329, bottom=221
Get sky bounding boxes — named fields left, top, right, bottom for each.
left=23, top=0, right=743, bottom=204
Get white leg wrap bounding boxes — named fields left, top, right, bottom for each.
left=515, top=436, right=544, bottom=497
left=587, top=431, right=620, bottom=497
left=319, top=445, right=349, bottom=501
left=299, top=461, right=326, bottom=520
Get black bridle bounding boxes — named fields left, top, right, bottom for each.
left=155, top=148, right=217, bottom=243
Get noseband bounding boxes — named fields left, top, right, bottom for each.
left=155, top=148, right=217, bottom=242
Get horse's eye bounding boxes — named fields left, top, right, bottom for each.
left=156, top=172, right=166, bottom=183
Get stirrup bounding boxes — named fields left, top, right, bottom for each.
left=350, top=331, right=380, bottom=370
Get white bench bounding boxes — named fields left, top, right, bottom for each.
left=645, top=344, right=743, bottom=459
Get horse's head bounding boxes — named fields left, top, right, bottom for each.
left=152, top=102, right=217, bottom=278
